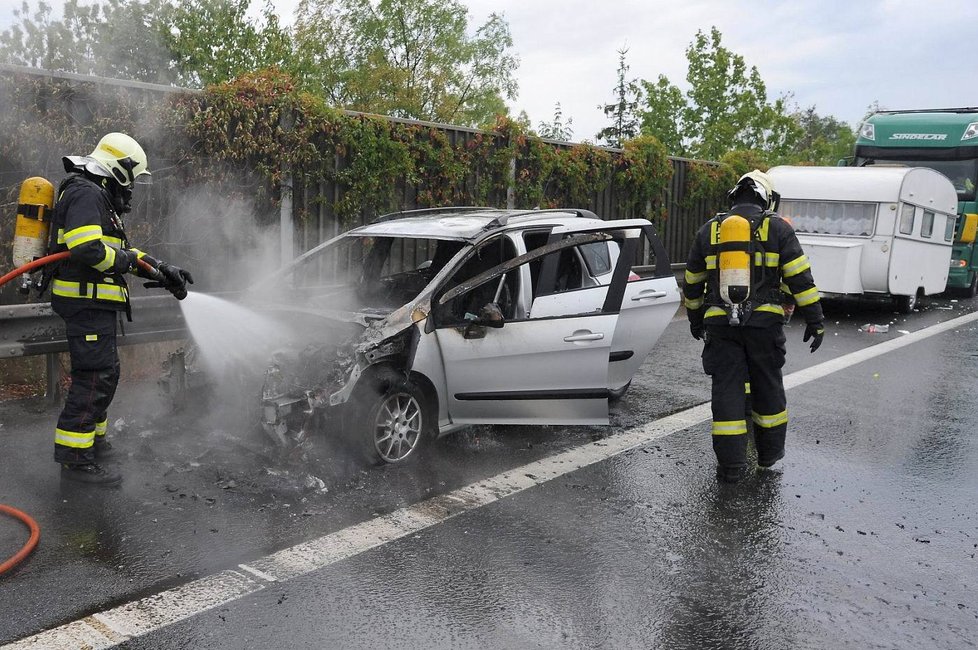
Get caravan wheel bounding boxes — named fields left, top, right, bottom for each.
left=894, top=292, right=918, bottom=314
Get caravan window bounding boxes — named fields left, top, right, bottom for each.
left=780, top=200, right=876, bottom=237
left=921, top=211, right=935, bottom=238
left=899, top=204, right=915, bottom=235
left=945, top=215, right=956, bottom=242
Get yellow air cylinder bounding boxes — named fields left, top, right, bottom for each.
left=718, top=214, right=751, bottom=306
left=12, top=177, right=54, bottom=267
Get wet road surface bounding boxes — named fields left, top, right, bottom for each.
left=1, top=294, right=977, bottom=648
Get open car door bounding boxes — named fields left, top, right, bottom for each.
left=430, top=232, right=624, bottom=425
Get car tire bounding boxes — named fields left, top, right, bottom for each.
left=352, top=370, right=430, bottom=465
left=894, top=292, right=918, bottom=314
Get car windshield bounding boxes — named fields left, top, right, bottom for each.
left=857, top=156, right=977, bottom=201
left=274, top=235, right=467, bottom=316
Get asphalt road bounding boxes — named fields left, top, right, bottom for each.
left=1, top=293, right=977, bottom=649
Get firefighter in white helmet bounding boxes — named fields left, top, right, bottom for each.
left=49, top=132, right=194, bottom=485
left=682, top=170, right=824, bottom=483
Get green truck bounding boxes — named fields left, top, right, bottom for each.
left=852, top=108, right=978, bottom=296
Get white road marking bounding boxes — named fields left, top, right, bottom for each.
left=6, top=311, right=978, bottom=649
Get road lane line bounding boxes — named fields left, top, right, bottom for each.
left=7, top=311, right=978, bottom=649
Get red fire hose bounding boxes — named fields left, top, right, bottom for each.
left=0, top=252, right=159, bottom=574
left=0, top=250, right=159, bottom=288
left=0, top=504, right=40, bottom=576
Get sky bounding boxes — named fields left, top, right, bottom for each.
left=1, top=0, right=975, bottom=143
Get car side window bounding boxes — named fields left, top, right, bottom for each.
left=435, top=236, right=519, bottom=324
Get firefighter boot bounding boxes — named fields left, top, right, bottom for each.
left=93, top=436, right=116, bottom=460
left=716, top=464, right=748, bottom=484
left=61, top=463, right=122, bottom=486
left=757, top=449, right=785, bottom=468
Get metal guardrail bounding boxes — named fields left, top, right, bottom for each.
left=0, top=295, right=189, bottom=359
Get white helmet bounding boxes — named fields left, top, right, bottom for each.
left=87, top=132, right=151, bottom=187
left=728, top=169, right=779, bottom=211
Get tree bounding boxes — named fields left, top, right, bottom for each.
left=0, top=0, right=175, bottom=83
left=639, top=75, right=686, bottom=155
left=637, top=26, right=802, bottom=161
left=537, top=102, right=574, bottom=141
left=293, top=0, right=519, bottom=127
left=596, top=47, right=641, bottom=148
left=786, top=105, right=856, bottom=165
left=0, top=0, right=294, bottom=87
left=160, top=0, right=294, bottom=87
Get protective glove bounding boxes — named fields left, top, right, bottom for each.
left=803, top=321, right=825, bottom=353
left=145, top=262, right=194, bottom=300
left=689, top=317, right=704, bottom=341
left=113, top=248, right=138, bottom=274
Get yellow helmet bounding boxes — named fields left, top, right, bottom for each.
left=728, top=169, right=779, bottom=211
left=88, top=132, right=151, bottom=187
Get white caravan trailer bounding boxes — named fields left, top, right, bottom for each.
left=766, top=165, right=958, bottom=313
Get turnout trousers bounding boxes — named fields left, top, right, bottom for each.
left=702, top=323, right=787, bottom=470
left=52, top=307, right=120, bottom=465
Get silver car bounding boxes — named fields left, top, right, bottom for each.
left=251, top=207, right=680, bottom=464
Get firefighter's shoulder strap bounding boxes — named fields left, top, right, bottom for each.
left=35, top=174, right=94, bottom=298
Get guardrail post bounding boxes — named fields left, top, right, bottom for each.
left=45, top=352, right=60, bottom=405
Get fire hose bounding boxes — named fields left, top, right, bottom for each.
left=0, top=504, right=40, bottom=576
left=0, top=252, right=162, bottom=574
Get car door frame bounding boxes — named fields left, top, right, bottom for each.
left=427, top=229, right=633, bottom=425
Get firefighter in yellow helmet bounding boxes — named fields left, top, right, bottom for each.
left=50, top=132, right=194, bottom=485
left=682, top=170, right=824, bottom=483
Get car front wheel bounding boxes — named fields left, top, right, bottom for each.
left=354, top=372, right=429, bottom=464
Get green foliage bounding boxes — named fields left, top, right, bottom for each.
left=537, top=102, right=574, bottom=142
left=614, top=135, right=673, bottom=220
left=293, top=0, right=518, bottom=127
left=638, top=27, right=801, bottom=160
left=161, top=0, right=293, bottom=87
left=596, top=47, right=641, bottom=148
left=784, top=106, right=856, bottom=165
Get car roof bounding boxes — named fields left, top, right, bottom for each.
left=348, top=207, right=610, bottom=241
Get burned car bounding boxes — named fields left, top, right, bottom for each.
left=248, top=207, right=680, bottom=464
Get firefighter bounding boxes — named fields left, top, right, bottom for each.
left=51, top=132, right=194, bottom=485
left=683, top=170, right=824, bottom=483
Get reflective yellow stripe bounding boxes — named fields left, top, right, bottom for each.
left=685, top=269, right=708, bottom=284
left=757, top=217, right=769, bottom=241
left=705, top=306, right=727, bottom=318
left=63, top=225, right=103, bottom=249
left=85, top=334, right=98, bottom=341
left=130, top=247, right=147, bottom=259
left=55, top=427, right=95, bottom=449
left=744, top=382, right=751, bottom=395
left=95, top=419, right=108, bottom=437
left=752, top=410, right=788, bottom=428
left=684, top=296, right=704, bottom=310
left=763, top=252, right=779, bottom=267
left=755, top=304, right=785, bottom=315
left=103, top=236, right=124, bottom=249
left=52, top=279, right=128, bottom=302
left=712, top=420, right=748, bottom=436
left=93, top=244, right=116, bottom=272
left=710, top=221, right=720, bottom=244
left=782, top=255, right=810, bottom=278
left=705, top=255, right=717, bottom=270
left=56, top=228, right=66, bottom=244
left=794, top=287, right=820, bottom=307
left=779, top=282, right=790, bottom=293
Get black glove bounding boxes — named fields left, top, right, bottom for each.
left=689, top=318, right=704, bottom=341
left=145, top=262, right=194, bottom=300
left=803, top=322, right=825, bottom=353
left=113, top=248, right=138, bottom=274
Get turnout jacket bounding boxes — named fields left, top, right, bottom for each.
left=49, top=173, right=160, bottom=317
left=683, top=202, right=824, bottom=328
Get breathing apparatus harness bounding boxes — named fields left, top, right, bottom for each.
left=712, top=208, right=781, bottom=326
